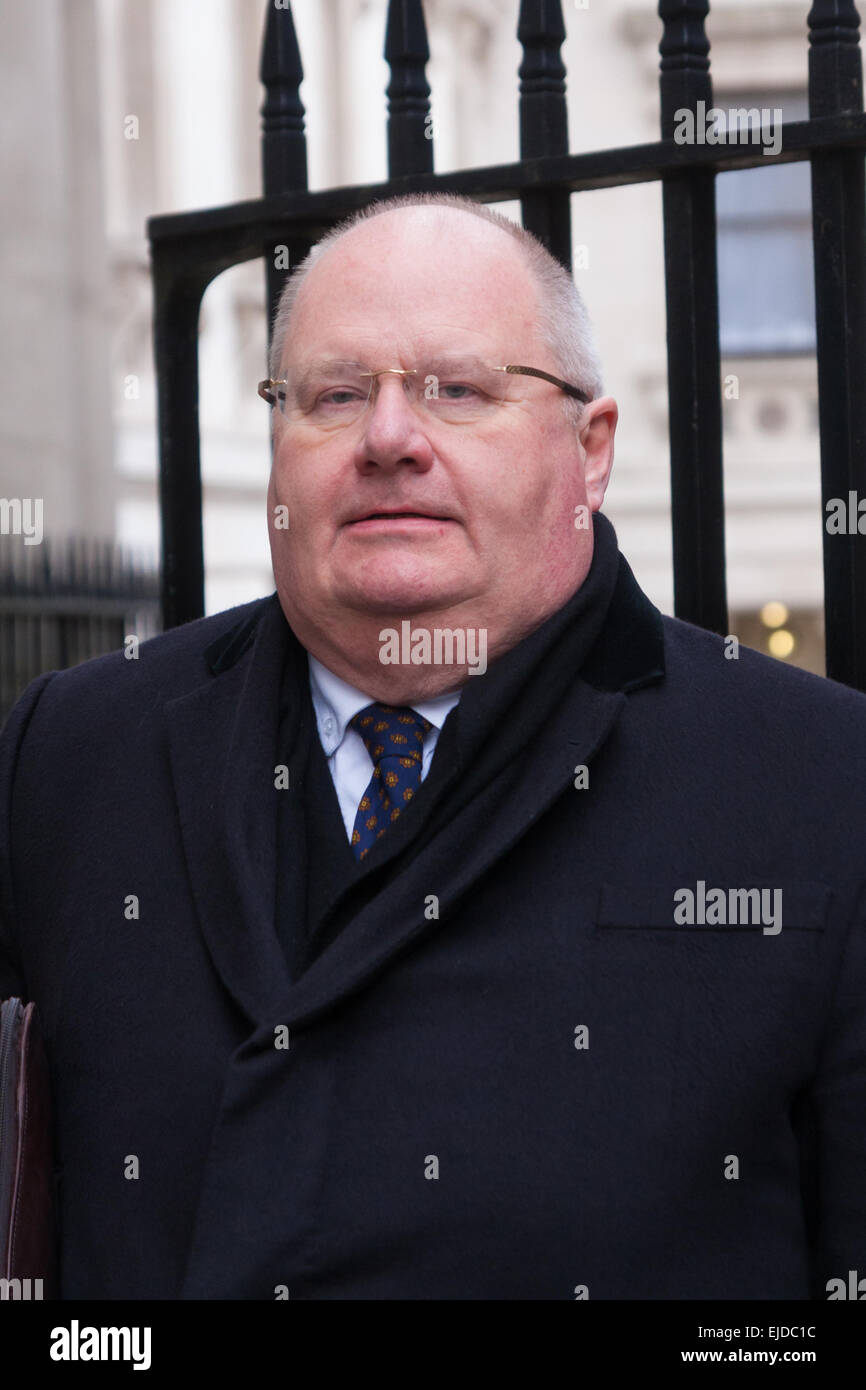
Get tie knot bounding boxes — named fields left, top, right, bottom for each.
left=349, top=702, right=432, bottom=766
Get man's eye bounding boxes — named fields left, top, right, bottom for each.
left=438, top=381, right=481, bottom=400
left=317, top=387, right=364, bottom=407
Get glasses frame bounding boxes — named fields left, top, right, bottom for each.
left=256, top=361, right=592, bottom=412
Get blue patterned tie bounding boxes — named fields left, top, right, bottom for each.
left=349, top=703, right=433, bottom=860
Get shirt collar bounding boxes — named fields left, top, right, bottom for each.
left=308, top=653, right=462, bottom=757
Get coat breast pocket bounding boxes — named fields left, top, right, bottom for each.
left=591, top=879, right=830, bottom=1139
left=592, top=878, right=829, bottom=1039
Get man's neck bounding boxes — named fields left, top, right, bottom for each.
left=279, top=549, right=598, bottom=703
left=287, top=602, right=583, bottom=703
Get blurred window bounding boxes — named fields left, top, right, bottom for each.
left=716, top=91, right=815, bottom=356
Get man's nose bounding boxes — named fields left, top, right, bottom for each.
left=353, top=375, right=435, bottom=473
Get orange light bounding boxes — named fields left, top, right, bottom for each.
left=760, top=601, right=789, bottom=629
left=768, top=629, right=795, bottom=658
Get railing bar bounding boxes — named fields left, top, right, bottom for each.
left=147, top=114, right=866, bottom=244
left=808, top=0, right=866, bottom=690
left=658, top=0, right=727, bottom=634
left=151, top=258, right=209, bottom=629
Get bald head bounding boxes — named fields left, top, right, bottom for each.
left=268, top=193, right=603, bottom=411
left=283, top=205, right=541, bottom=386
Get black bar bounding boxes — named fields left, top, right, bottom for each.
left=658, top=0, right=727, bottom=634
left=151, top=256, right=210, bottom=630
left=259, top=0, right=309, bottom=348
left=809, top=0, right=866, bottom=690
left=5, top=1300, right=864, bottom=1377
left=518, top=0, right=572, bottom=270
left=149, top=114, right=866, bottom=247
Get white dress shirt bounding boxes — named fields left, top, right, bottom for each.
left=308, top=654, right=463, bottom=842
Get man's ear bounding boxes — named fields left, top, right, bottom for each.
left=579, top=396, right=618, bottom=511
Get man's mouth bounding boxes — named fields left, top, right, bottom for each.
left=346, top=510, right=452, bottom=525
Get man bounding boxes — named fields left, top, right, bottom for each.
left=1, top=193, right=864, bottom=1300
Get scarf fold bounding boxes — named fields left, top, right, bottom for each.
left=278, top=511, right=622, bottom=895
left=414, top=508, right=622, bottom=837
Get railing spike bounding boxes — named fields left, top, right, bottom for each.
left=260, top=0, right=308, bottom=195
left=517, top=0, right=571, bottom=268
left=259, top=3, right=310, bottom=368
left=658, top=0, right=712, bottom=134
left=808, top=0, right=863, bottom=115
left=384, top=0, right=433, bottom=177
left=517, top=0, right=568, bottom=159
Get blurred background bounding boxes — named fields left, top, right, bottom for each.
left=0, top=0, right=825, bottom=721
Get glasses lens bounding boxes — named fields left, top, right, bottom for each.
left=283, top=360, right=371, bottom=424
left=417, top=357, right=509, bottom=421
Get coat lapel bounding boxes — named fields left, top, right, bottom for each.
left=165, top=594, right=293, bottom=1027
left=275, top=676, right=630, bottom=1027
left=278, top=546, right=667, bottom=1026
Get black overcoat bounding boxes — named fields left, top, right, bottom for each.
left=1, top=518, right=864, bottom=1299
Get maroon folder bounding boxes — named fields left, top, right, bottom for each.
left=0, top=998, right=57, bottom=1298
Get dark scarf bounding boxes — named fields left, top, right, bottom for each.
left=274, top=510, right=625, bottom=969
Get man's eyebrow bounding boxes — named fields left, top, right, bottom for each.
left=287, top=351, right=497, bottom=383
left=292, top=356, right=364, bottom=371
left=287, top=357, right=366, bottom=385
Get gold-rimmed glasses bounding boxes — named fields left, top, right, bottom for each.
left=257, top=354, right=591, bottom=427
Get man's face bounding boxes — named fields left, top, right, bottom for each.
left=267, top=207, right=616, bottom=679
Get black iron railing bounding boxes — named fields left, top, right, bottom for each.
left=0, top=537, right=160, bottom=722
left=148, top=0, right=866, bottom=691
